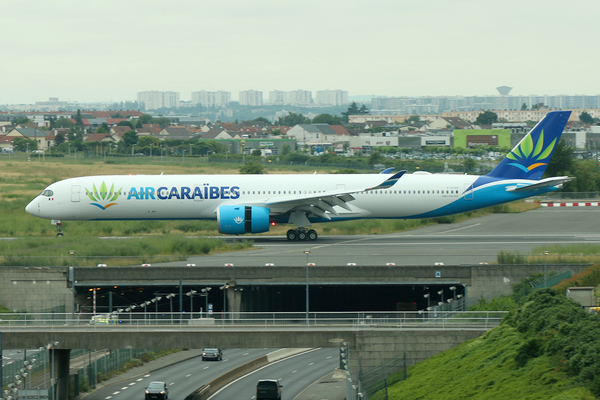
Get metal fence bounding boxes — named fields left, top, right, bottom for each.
left=1, top=347, right=163, bottom=400
left=0, top=311, right=507, bottom=331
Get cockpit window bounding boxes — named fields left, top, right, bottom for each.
left=41, top=190, right=54, bottom=197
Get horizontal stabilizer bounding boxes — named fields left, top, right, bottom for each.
left=505, top=176, right=575, bottom=192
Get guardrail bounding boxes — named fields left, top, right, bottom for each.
left=0, top=311, right=506, bottom=331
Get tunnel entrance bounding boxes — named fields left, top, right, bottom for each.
left=77, top=283, right=465, bottom=314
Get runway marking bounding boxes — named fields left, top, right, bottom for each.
left=435, top=223, right=481, bottom=234
left=186, top=373, right=192, bottom=377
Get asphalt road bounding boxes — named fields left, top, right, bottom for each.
left=167, top=207, right=600, bottom=266
left=82, top=348, right=275, bottom=400
left=208, top=348, right=339, bottom=400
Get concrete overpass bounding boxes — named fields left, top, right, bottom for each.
left=1, top=318, right=497, bottom=400
left=0, top=263, right=589, bottom=314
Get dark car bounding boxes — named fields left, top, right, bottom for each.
left=256, top=379, right=283, bottom=400
left=145, top=381, right=168, bottom=400
left=202, top=348, right=223, bottom=361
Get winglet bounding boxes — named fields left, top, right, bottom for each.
left=366, top=171, right=406, bottom=191
left=486, top=110, right=571, bottom=180
left=380, top=167, right=395, bottom=174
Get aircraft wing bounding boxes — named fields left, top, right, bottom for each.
left=240, top=171, right=406, bottom=220
left=505, top=176, right=575, bottom=192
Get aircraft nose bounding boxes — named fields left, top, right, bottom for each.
left=25, top=199, right=38, bottom=216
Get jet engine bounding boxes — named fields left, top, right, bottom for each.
left=217, top=205, right=270, bottom=234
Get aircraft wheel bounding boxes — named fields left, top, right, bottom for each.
left=307, top=229, right=318, bottom=241
left=286, top=229, right=298, bottom=241
left=57, top=232, right=64, bottom=237
left=298, top=231, right=307, bottom=240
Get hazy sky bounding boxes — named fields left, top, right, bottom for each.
left=3, top=0, right=599, bottom=104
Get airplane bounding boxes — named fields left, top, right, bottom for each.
left=26, top=110, right=573, bottom=241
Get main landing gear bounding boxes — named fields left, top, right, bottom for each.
left=286, top=228, right=318, bottom=241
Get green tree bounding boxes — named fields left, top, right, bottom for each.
left=277, top=112, right=311, bottom=126
left=521, top=103, right=528, bottom=110
left=341, top=101, right=368, bottom=123
left=117, top=120, right=134, bottom=129
left=74, top=109, right=84, bottom=129
left=95, top=123, right=110, bottom=133
left=122, top=130, right=138, bottom=147
left=252, top=117, right=271, bottom=125
left=406, top=115, right=421, bottom=125
left=475, top=111, right=498, bottom=126
left=463, top=158, right=477, bottom=173
left=239, top=162, right=266, bottom=174
left=54, top=133, right=65, bottom=147
left=12, top=137, right=37, bottom=152
left=54, top=117, right=76, bottom=129
left=367, top=151, right=385, bottom=166
left=251, top=149, right=262, bottom=157
left=312, top=114, right=342, bottom=125
left=280, top=144, right=291, bottom=156
left=13, top=117, right=31, bottom=125
left=154, top=117, right=172, bottom=129
left=544, top=139, right=574, bottom=178
left=579, top=111, right=594, bottom=124
left=568, top=160, right=600, bottom=191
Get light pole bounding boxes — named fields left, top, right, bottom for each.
left=187, top=290, right=197, bottom=319
left=449, top=286, right=456, bottom=301
left=423, top=293, right=430, bottom=310
left=69, top=250, right=76, bottom=321
left=438, top=290, right=444, bottom=304
left=165, top=294, right=175, bottom=323
left=304, top=250, right=310, bottom=325
left=544, top=251, right=549, bottom=288
left=220, top=284, right=229, bottom=313
left=201, top=287, right=211, bottom=317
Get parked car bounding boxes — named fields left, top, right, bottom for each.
left=145, top=381, right=168, bottom=400
left=202, top=348, right=223, bottom=361
left=256, top=379, right=283, bottom=400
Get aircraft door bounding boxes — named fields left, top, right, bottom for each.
left=463, top=183, right=473, bottom=201
left=71, top=185, right=81, bottom=202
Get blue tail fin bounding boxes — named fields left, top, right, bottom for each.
left=486, top=110, right=571, bottom=180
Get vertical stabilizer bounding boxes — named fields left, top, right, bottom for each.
left=486, top=110, right=571, bottom=180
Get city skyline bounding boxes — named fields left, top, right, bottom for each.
left=2, top=0, right=600, bottom=105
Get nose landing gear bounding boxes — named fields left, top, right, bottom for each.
left=286, top=228, right=318, bottom=241
left=54, top=221, right=64, bottom=237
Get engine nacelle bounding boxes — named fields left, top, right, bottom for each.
left=217, top=205, right=270, bottom=234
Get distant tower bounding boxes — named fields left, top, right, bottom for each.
left=496, top=86, right=513, bottom=96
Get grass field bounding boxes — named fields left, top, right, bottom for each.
left=0, top=155, right=560, bottom=265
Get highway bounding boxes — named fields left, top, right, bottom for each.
left=83, top=348, right=275, bottom=400
left=209, top=348, right=339, bottom=400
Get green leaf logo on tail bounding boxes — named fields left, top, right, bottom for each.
left=85, top=182, right=122, bottom=210
left=505, top=130, right=556, bottom=173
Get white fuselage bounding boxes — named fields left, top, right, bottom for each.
left=25, top=172, right=538, bottom=224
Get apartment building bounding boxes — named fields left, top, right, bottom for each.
left=239, top=90, right=263, bottom=106
left=137, top=91, right=180, bottom=110
left=288, top=90, right=313, bottom=106
left=191, top=90, right=231, bottom=108
left=316, top=90, right=348, bottom=106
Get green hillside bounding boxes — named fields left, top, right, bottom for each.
left=374, top=290, right=599, bottom=400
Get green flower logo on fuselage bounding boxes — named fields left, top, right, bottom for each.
left=85, top=182, right=122, bottom=210
left=506, top=129, right=556, bottom=174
